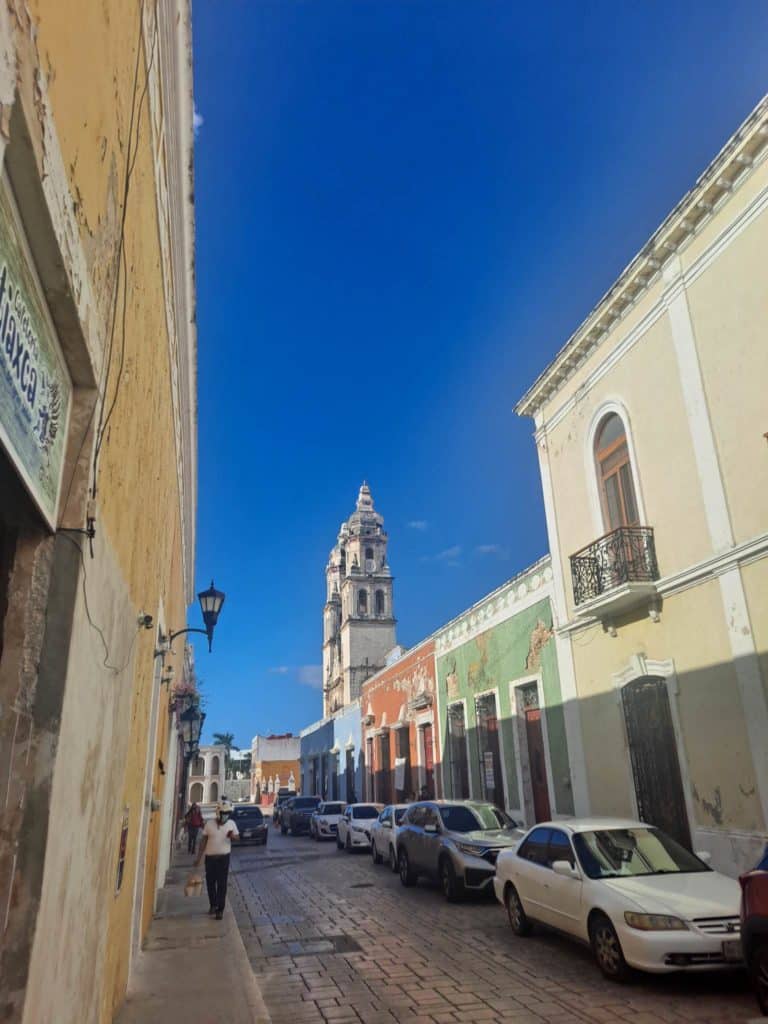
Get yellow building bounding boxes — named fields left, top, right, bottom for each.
left=0, top=3, right=197, bottom=1022
left=516, top=96, right=768, bottom=877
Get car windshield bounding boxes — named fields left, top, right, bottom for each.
left=353, top=806, right=379, bottom=819
left=394, top=808, right=407, bottom=824
left=439, top=804, right=514, bottom=833
left=233, top=807, right=263, bottom=822
left=573, top=828, right=711, bottom=879
left=293, top=798, right=320, bottom=810
left=322, top=803, right=344, bottom=814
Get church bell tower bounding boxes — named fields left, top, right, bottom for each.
left=322, top=482, right=396, bottom=715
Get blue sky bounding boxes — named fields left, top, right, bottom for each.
left=191, top=0, right=767, bottom=747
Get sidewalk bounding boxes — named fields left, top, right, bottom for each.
left=115, top=850, right=270, bottom=1024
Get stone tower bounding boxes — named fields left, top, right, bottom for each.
left=323, top=482, right=396, bottom=715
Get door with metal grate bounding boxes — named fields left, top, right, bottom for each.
left=621, top=676, right=691, bottom=849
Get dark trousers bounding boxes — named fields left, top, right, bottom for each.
left=205, top=854, right=230, bottom=912
left=187, top=826, right=200, bottom=853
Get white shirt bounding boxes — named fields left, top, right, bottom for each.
left=203, top=817, right=239, bottom=855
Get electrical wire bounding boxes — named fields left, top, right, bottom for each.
left=58, top=532, right=141, bottom=674
left=93, top=7, right=159, bottom=472
left=59, top=1, right=157, bottom=520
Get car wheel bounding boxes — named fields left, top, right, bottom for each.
left=589, top=913, right=630, bottom=982
left=372, top=841, right=383, bottom=865
left=398, top=849, right=415, bottom=887
left=504, top=883, right=532, bottom=937
left=389, top=845, right=398, bottom=873
left=750, top=941, right=768, bottom=1015
left=440, top=858, right=463, bottom=902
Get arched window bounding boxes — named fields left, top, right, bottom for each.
left=209, top=781, right=219, bottom=803
left=191, top=756, right=204, bottom=777
left=211, top=755, right=220, bottom=776
left=375, top=589, right=385, bottom=616
left=595, top=413, right=639, bottom=530
left=365, top=547, right=374, bottom=561
left=358, top=589, right=368, bottom=615
left=190, top=781, right=204, bottom=803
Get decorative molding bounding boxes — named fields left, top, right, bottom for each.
left=435, top=556, right=553, bottom=655
left=516, top=96, right=768, bottom=419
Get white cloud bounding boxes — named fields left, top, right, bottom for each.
left=193, top=104, right=204, bottom=138
left=421, top=544, right=462, bottom=566
left=475, top=544, right=510, bottom=559
left=297, top=665, right=323, bottom=689
left=407, top=520, right=428, bottom=531
left=436, top=545, right=462, bottom=561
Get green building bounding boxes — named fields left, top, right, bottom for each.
left=434, top=557, right=574, bottom=825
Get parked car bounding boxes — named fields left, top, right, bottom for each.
left=272, top=790, right=295, bottom=825
left=495, top=818, right=743, bottom=982
left=741, top=843, right=768, bottom=1014
left=396, top=800, right=523, bottom=901
left=370, top=804, right=410, bottom=871
left=281, top=795, right=321, bottom=835
left=310, top=801, right=345, bottom=840
left=231, top=803, right=268, bottom=846
left=337, top=803, right=383, bottom=851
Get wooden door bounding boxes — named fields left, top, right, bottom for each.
left=525, top=709, right=551, bottom=822
left=422, top=724, right=435, bottom=798
left=621, top=677, right=691, bottom=849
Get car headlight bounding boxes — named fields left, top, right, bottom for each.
left=455, top=842, right=485, bottom=858
left=352, top=826, right=366, bottom=834
left=624, top=912, right=688, bottom=931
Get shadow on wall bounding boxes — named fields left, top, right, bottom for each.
left=442, top=653, right=767, bottom=876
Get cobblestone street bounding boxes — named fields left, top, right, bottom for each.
left=229, top=831, right=757, bottom=1024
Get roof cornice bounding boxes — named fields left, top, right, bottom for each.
left=515, top=95, right=768, bottom=420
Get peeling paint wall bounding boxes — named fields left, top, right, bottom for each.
left=0, top=2, right=196, bottom=1022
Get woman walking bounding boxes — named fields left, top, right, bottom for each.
left=184, top=801, right=204, bottom=854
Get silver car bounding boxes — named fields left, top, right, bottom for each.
left=396, top=800, right=525, bottom=901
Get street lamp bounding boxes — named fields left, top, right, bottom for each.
left=179, top=702, right=205, bottom=759
left=158, top=580, right=226, bottom=655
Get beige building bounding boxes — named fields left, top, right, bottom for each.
left=0, top=3, right=198, bottom=1022
left=516, top=96, right=768, bottom=877
left=188, top=745, right=227, bottom=806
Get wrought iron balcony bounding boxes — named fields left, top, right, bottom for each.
left=570, top=526, right=659, bottom=607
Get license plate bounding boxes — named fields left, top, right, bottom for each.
left=243, top=830, right=252, bottom=838
left=722, top=939, right=742, bottom=962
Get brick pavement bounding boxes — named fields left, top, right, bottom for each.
left=229, top=831, right=758, bottom=1024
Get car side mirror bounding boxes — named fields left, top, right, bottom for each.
left=552, top=860, right=579, bottom=879
left=695, top=850, right=712, bottom=864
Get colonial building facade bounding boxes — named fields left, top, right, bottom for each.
left=250, top=733, right=300, bottom=805
left=323, top=483, right=397, bottom=715
left=435, top=558, right=575, bottom=825
left=516, top=96, right=768, bottom=876
left=361, top=641, right=440, bottom=804
left=0, top=4, right=198, bottom=1022
left=187, top=745, right=227, bottom=806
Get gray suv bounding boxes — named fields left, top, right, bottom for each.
left=396, top=800, right=524, bottom=901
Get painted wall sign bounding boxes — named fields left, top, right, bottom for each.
left=0, top=179, right=72, bottom=528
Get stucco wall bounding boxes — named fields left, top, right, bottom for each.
left=6, top=3, right=194, bottom=1023
left=436, top=593, right=573, bottom=820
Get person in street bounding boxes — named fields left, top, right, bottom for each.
left=184, top=801, right=204, bottom=854
left=194, top=799, right=239, bottom=919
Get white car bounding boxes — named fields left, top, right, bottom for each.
left=311, top=801, right=345, bottom=841
left=337, top=803, right=383, bottom=851
left=494, top=817, right=742, bottom=981
left=370, top=804, right=410, bottom=872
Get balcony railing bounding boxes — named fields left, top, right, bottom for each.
left=570, top=526, right=659, bottom=606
